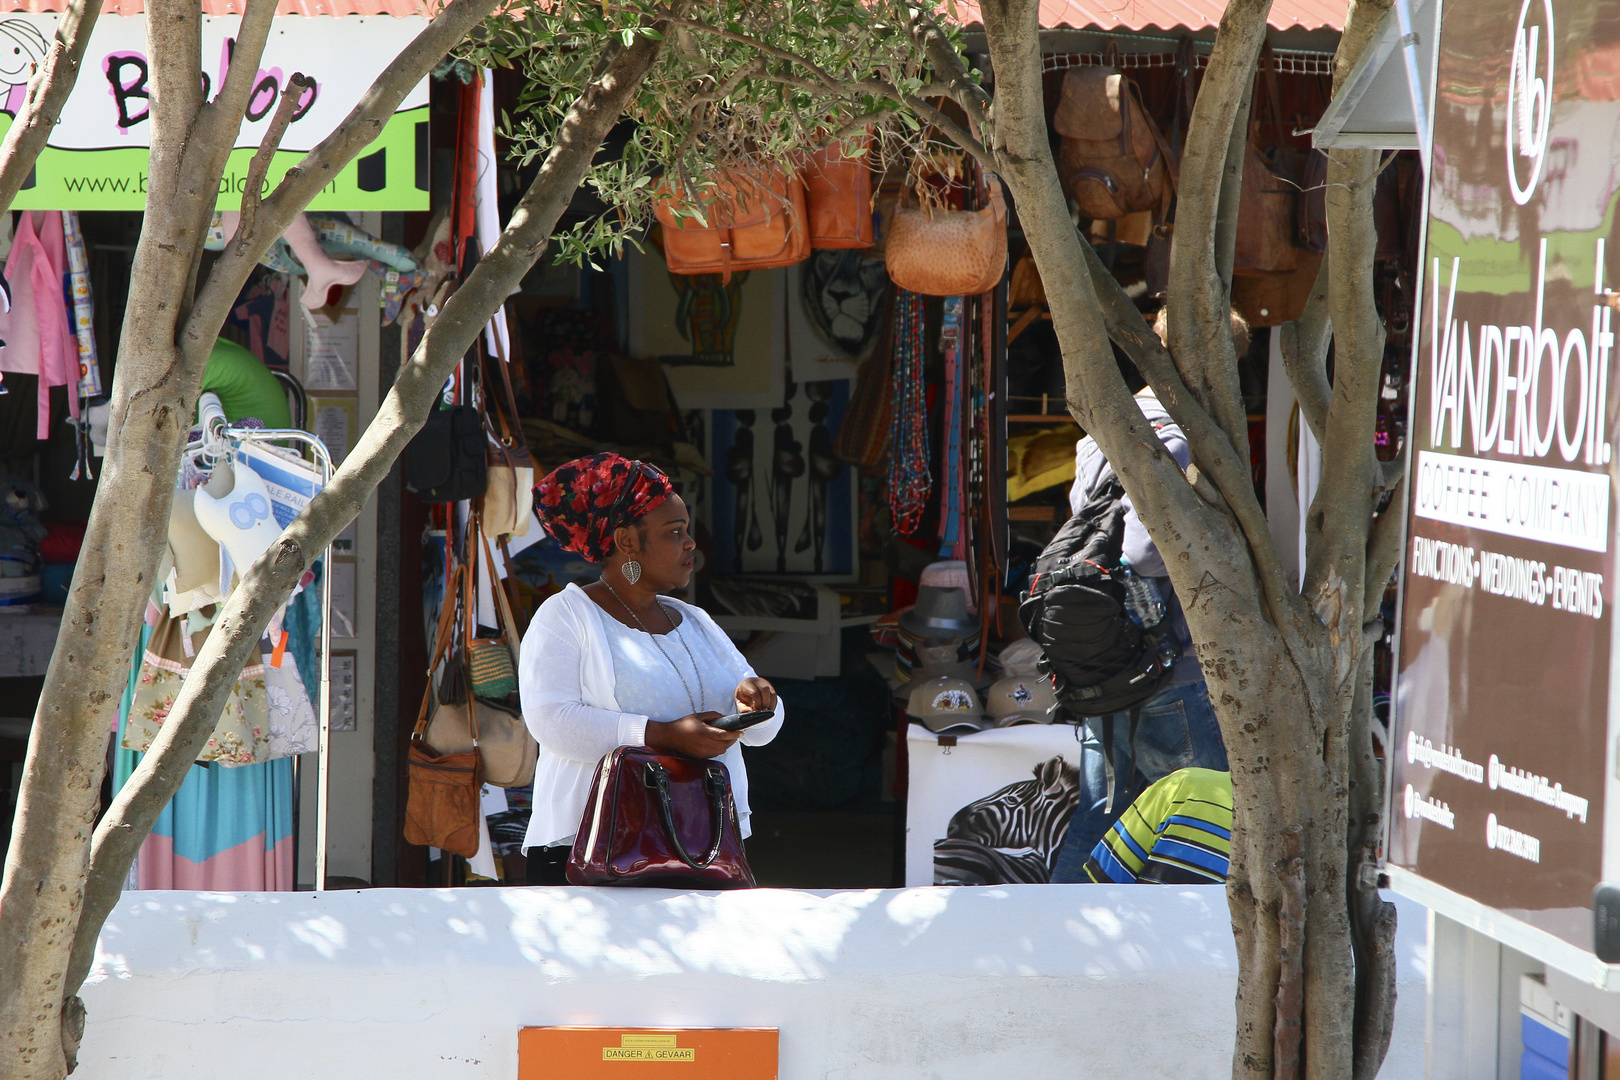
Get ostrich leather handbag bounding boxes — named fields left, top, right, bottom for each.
left=654, top=164, right=809, bottom=282
left=1053, top=65, right=1175, bottom=221
left=804, top=136, right=874, bottom=249
left=884, top=183, right=1007, bottom=297
left=568, top=746, right=756, bottom=889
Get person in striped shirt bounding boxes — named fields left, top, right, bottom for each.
left=1083, top=768, right=1232, bottom=884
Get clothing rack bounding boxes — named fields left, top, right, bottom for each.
left=186, top=394, right=336, bottom=889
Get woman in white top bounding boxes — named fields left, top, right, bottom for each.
left=520, top=453, right=783, bottom=884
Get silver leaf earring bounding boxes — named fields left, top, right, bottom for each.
left=621, top=560, right=642, bottom=585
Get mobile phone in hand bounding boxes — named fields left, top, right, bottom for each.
left=708, top=709, right=773, bottom=732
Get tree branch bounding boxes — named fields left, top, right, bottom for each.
left=1278, top=253, right=1332, bottom=443
left=1164, top=0, right=1270, bottom=461
left=1361, top=476, right=1404, bottom=618
left=185, top=0, right=503, bottom=358
left=234, top=73, right=315, bottom=257
left=0, top=0, right=103, bottom=218
left=649, top=7, right=995, bottom=168
left=193, top=0, right=278, bottom=154
left=901, top=2, right=992, bottom=129
left=64, top=17, right=674, bottom=1002
left=1079, top=232, right=1309, bottom=635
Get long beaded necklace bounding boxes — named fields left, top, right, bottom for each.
left=888, top=287, right=930, bottom=535
left=601, top=576, right=706, bottom=716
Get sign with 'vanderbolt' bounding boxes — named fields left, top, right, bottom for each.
left=0, top=12, right=428, bottom=210
left=1393, top=0, right=1620, bottom=968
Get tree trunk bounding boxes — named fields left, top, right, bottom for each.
left=967, top=0, right=1395, bottom=1076
left=0, top=2, right=496, bottom=1075
left=57, top=17, right=673, bottom=1019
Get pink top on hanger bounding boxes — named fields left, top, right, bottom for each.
left=0, top=211, right=80, bottom=438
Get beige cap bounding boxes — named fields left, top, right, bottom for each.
left=986, top=675, right=1058, bottom=727
left=907, top=675, right=985, bottom=734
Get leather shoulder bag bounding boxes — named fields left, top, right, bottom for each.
left=404, top=549, right=483, bottom=858
left=568, top=745, right=756, bottom=889
left=805, top=135, right=875, bottom=249
left=884, top=181, right=1007, bottom=297
left=422, top=532, right=539, bottom=789
left=654, top=164, right=810, bottom=282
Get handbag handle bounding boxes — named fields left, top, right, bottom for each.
left=644, top=760, right=730, bottom=870
left=412, top=539, right=465, bottom=742
left=460, top=515, right=484, bottom=748
left=478, top=527, right=521, bottom=666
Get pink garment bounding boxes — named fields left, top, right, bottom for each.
left=0, top=211, right=79, bottom=438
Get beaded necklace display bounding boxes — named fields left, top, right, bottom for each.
left=887, top=288, right=931, bottom=536
left=602, top=577, right=706, bottom=716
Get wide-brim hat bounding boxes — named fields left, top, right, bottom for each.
left=899, top=584, right=978, bottom=640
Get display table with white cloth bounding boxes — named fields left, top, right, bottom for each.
left=905, top=721, right=1091, bottom=886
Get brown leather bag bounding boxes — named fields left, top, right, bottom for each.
left=1053, top=65, right=1175, bottom=221
left=424, top=534, right=539, bottom=789
left=1233, top=50, right=1298, bottom=277
left=404, top=548, right=483, bottom=858
left=884, top=184, right=1007, bottom=297
left=654, top=165, right=809, bottom=282
left=805, top=136, right=874, bottom=249
left=1297, top=148, right=1405, bottom=260
left=568, top=746, right=756, bottom=888
left=1232, top=249, right=1323, bottom=327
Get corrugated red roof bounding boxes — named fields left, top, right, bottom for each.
left=0, top=0, right=423, bottom=14
left=951, top=0, right=1345, bottom=32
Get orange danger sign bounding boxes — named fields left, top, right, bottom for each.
left=518, top=1027, right=777, bottom=1079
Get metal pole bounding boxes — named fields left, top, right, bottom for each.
left=1393, top=0, right=1431, bottom=170
left=224, top=426, right=334, bottom=891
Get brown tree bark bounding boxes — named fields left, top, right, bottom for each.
left=0, top=0, right=103, bottom=216
left=0, top=2, right=498, bottom=1075
left=59, top=13, right=673, bottom=1020
left=947, top=0, right=1398, bottom=1076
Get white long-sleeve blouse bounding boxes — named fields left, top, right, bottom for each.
left=516, top=582, right=784, bottom=852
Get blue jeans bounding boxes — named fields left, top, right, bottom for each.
left=1048, top=681, right=1227, bottom=883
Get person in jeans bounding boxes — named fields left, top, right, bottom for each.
left=1048, top=310, right=1243, bottom=883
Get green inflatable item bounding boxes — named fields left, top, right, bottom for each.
left=201, top=338, right=292, bottom=428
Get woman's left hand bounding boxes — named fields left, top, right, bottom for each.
left=734, top=677, right=778, bottom=713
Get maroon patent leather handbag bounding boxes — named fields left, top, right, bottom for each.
left=566, top=746, right=757, bottom=889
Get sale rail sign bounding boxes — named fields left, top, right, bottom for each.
left=1392, top=0, right=1620, bottom=974
left=0, top=12, right=428, bottom=211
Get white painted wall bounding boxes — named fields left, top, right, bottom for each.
left=78, top=885, right=1430, bottom=1079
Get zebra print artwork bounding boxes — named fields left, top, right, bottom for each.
left=933, top=755, right=1082, bottom=886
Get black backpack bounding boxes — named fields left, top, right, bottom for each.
left=404, top=404, right=487, bottom=503
left=1018, top=477, right=1179, bottom=805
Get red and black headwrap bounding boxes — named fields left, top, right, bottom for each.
left=534, top=453, right=674, bottom=563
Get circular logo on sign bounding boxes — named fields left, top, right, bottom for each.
left=1506, top=0, right=1555, bottom=205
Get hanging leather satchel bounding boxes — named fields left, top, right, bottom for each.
left=568, top=746, right=757, bottom=889
left=1233, top=48, right=1298, bottom=278
left=654, top=164, right=810, bottom=282
left=426, top=538, right=538, bottom=788
left=404, top=559, right=483, bottom=857
left=480, top=335, right=535, bottom=539
left=884, top=182, right=1007, bottom=297
left=1053, top=63, right=1176, bottom=221
left=805, top=135, right=874, bottom=249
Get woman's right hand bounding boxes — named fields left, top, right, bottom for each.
left=645, top=712, right=743, bottom=759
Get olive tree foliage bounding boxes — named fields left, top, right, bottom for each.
left=0, top=2, right=950, bottom=1077
left=600, top=1, right=1403, bottom=1077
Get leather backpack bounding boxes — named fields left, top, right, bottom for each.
left=884, top=182, right=1007, bottom=297
left=1053, top=65, right=1175, bottom=221
left=654, top=164, right=809, bottom=282
left=805, top=136, right=874, bottom=249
